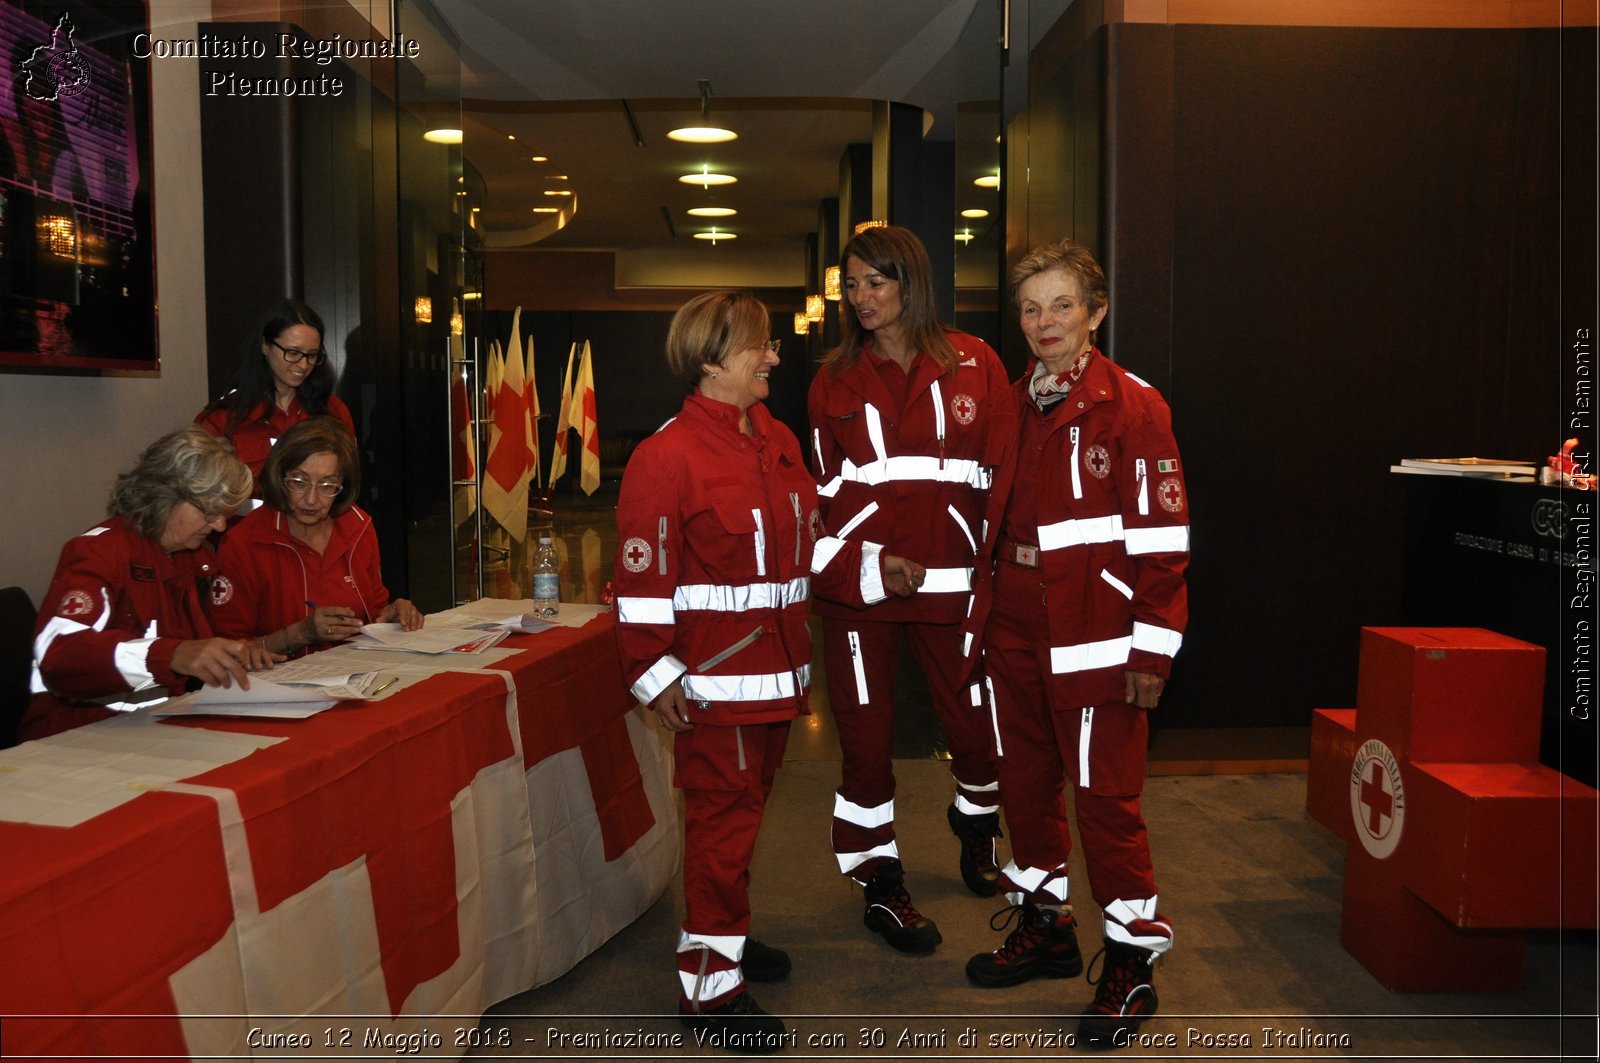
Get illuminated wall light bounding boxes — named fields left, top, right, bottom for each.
left=960, top=208, right=990, bottom=219
left=974, top=173, right=1000, bottom=189
left=853, top=219, right=888, bottom=235
left=415, top=297, right=433, bottom=323
left=805, top=294, right=824, bottom=323
left=450, top=298, right=464, bottom=337
left=687, top=206, right=737, bottom=218
left=793, top=313, right=810, bottom=336
left=824, top=265, right=841, bottom=301
left=39, top=215, right=76, bottom=257
left=424, top=128, right=463, bottom=144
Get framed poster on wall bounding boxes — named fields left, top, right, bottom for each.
left=0, top=0, right=156, bottom=373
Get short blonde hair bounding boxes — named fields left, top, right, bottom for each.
left=109, top=426, right=252, bottom=539
left=1010, top=238, right=1109, bottom=315
left=664, top=290, right=770, bottom=390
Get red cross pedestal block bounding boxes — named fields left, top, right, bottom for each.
left=1307, top=627, right=1598, bottom=992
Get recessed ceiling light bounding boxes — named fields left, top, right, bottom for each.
left=668, top=126, right=738, bottom=144
left=530, top=155, right=548, bottom=163
left=506, top=134, right=516, bottom=141
left=424, top=128, right=462, bottom=144
left=543, top=189, right=573, bottom=196
left=532, top=207, right=560, bottom=213
left=960, top=208, right=990, bottom=219
left=955, top=229, right=974, bottom=243
left=694, top=228, right=736, bottom=243
left=687, top=206, right=737, bottom=217
left=974, top=174, right=1000, bottom=189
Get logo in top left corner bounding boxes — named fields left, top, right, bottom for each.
left=20, top=12, right=92, bottom=102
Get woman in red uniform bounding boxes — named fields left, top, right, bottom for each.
left=964, top=239, right=1190, bottom=1050
left=808, top=224, right=1015, bottom=953
left=22, top=426, right=274, bottom=741
left=195, top=299, right=356, bottom=492
left=209, top=417, right=420, bottom=655
left=614, top=291, right=921, bottom=1051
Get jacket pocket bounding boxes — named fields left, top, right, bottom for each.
left=697, top=625, right=766, bottom=671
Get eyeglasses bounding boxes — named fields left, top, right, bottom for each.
left=753, top=340, right=781, bottom=354
left=269, top=339, right=327, bottom=366
left=189, top=500, right=233, bottom=523
left=283, top=475, right=344, bottom=498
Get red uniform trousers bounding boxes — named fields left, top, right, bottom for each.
left=675, top=719, right=790, bottom=1009
left=986, top=558, right=1171, bottom=952
left=823, top=618, right=998, bottom=882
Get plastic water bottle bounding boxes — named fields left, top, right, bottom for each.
left=532, top=536, right=561, bottom=618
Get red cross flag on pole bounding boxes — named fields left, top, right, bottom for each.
left=483, top=309, right=532, bottom=542
left=525, top=328, right=541, bottom=491
left=548, top=341, right=577, bottom=485
left=574, top=339, right=600, bottom=496
left=450, top=363, right=476, bottom=526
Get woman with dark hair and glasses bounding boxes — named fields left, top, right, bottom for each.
left=195, top=299, right=356, bottom=490
left=21, top=426, right=273, bottom=742
left=209, top=417, right=420, bottom=657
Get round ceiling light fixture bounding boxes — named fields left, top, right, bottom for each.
left=687, top=206, right=737, bottom=217
left=973, top=173, right=1000, bottom=189
left=960, top=208, right=990, bottom=218
left=681, top=166, right=737, bottom=189
left=694, top=228, right=736, bottom=244
left=424, top=128, right=463, bottom=144
left=669, top=126, right=737, bottom=143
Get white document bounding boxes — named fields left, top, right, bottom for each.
left=354, top=623, right=511, bottom=655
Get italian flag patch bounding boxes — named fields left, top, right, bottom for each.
left=1157, top=459, right=1179, bottom=473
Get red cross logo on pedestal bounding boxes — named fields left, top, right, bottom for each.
left=1349, top=738, right=1403, bottom=858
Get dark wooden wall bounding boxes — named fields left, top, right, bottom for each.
left=1014, top=23, right=1572, bottom=729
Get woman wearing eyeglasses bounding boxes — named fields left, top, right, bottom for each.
left=209, top=417, right=421, bottom=657
left=614, top=290, right=923, bottom=1049
left=20, top=426, right=274, bottom=742
left=195, top=299, right=356, bottom=492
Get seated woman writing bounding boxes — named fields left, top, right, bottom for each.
left=22, top=426, right=274, bottom=741
left=209, top=417, right=421, bottom=656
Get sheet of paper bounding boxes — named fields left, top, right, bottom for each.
left=356, top=623, right=511, bottom=655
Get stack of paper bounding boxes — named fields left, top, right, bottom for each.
left=1390, top=457, right=1537, bottom=481
left=353, top=623, right=512, bottom=655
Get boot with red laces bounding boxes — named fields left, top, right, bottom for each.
left=946, top=803, right=1002, bottom=897
left=965, top=902, right=1082, bottom=987
left=1077, top=940, right=1160, bottom=1050
left=861, top=858, right=942, bottom=953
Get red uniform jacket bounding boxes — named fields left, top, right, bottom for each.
left=972, top=350, right=1191, bottom=707
left=194, top=393, right=355, bottom=489
left=806, top=331, right=1014, bottom=632
left=208, top=504, right=391, bottom=651
left=614, top=395, right=876, bottom=727
left=22, top=517, right=218, bottom=741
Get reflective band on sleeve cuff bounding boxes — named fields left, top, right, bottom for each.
left=631, top=654, right=687, bottom=704
left=1049, top=636, right=1132, bottom=674
left=1131, top=621, right=1183, bottom=658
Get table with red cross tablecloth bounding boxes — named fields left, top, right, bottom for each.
left=0, top=611, right=678, bottom=1059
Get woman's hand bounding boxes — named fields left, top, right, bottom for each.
left=377, top=599, right=424, bottom=630
left=172, top=637, right=271, bottom=688
left=300, top=605, right=363, bottom=645
left=650, top=684, right=694, bottom=732
left=1125, top=670, right=1166, bottom=709
left=882, top=554, right=927, bottom=598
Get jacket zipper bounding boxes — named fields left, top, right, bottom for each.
left=657, top=515, right=669, bottom=574
left=1070, top=426, right=1083, bottom=500
left=697, top=624, right=765, bottom=671
left=790, top=491, right=802, bottom=565
left=1136, top=458, right=1149, bottom=516
left=930, top=379, right=947, bottom=469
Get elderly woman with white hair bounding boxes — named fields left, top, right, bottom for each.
left=20, top=425, right=277, bottom=741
